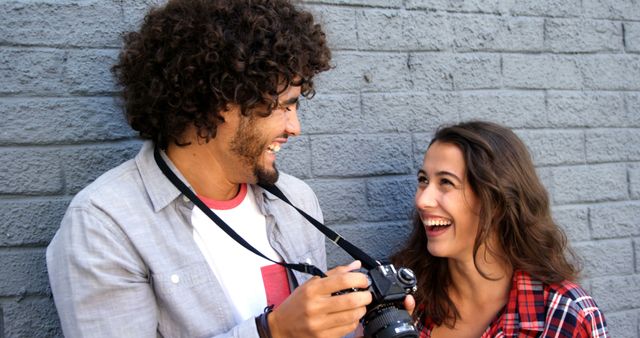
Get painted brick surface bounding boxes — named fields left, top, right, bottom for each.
left=452, top=15, right=544, bottom=52
left=590, top=202, right=640, bottom=239
left=2, top=0, right=640, bottom=336
left=627, top=22, right=640, bottom=53
left=551, top=164, right=628, bottom=204
left=547, top=91, right=629, bottom=127
left=551, top=206, right=591, bottom=242
left=545, top=19, right=622, bottom=53
left=509, top=0, right=581, bottom=17
left=574, top=239, right=634, bottom=278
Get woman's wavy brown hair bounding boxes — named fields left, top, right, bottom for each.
left=112, top=0, right=331, bottom=149
left=391, top=121, right=580, bottom=327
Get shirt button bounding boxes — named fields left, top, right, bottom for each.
left=171, top=274, right=180, bottom=284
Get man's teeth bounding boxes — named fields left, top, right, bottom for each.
left=424, top=218, right=452, bottom=227
left=267, top=144, right=281, bottom=153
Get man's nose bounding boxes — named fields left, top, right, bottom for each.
left=285, top=107, right=301, bottom=136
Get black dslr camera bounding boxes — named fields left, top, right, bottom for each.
left=338, top=263, right=418, bottom=338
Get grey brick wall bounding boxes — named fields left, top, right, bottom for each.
left=1, top=0, right=639, bottom=336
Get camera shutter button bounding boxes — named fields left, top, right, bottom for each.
left=397, top=268, right=416, bottom=285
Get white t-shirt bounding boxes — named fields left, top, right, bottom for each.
left=191, top=184, right=290, bottom=323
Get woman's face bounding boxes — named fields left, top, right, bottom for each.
left=416, top=141, right=481, bottom=261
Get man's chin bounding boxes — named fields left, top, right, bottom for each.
left=256, top=166, right=279, bottom=185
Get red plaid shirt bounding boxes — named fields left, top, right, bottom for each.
left=418, top=270, right=608, bottom=337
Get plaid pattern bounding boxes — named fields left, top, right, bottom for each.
left=418, top=270, right=608, bottom=337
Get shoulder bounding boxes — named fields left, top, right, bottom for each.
left=68, top=158, right=142, bottom=212
left=546, top=279, right=602, bottom=315
left=542, top=278, right=608, bottom=336
left=274, top=172, right=318, bottom=206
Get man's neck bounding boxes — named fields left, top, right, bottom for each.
left=165, top=140, right=241, bottom=201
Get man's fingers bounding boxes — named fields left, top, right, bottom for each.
left=325, top=260, right=361, bottom=276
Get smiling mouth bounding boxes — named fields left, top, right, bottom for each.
left=423, top=217, right=453, bottom=228
left=266, top=143, right=281, bottom=154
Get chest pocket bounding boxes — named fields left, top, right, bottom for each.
left=151, top=263, right=216, bottom=295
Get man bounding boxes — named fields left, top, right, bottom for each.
left=46, top=0, right=382, bottom=336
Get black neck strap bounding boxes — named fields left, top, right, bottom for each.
left=154, top=148, right=327, bottom=278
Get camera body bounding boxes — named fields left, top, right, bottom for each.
left=361, top=264, right=418, bottom=338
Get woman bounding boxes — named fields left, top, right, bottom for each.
left=392, top=121, right=608, bottom=337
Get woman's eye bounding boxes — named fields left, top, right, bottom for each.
left=417, top=176, right=428, bottom=184
left=440, top=178, right=453, bottom=186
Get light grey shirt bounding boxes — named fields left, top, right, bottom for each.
left=46, top=141, right=327, bottom=338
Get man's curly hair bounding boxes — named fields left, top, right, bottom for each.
left=112, top=0, right=331, bottom=149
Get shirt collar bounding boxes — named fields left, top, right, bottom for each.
left=135, top=141, right=188, bottom=212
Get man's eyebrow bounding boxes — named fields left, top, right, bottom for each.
left=279, top=96, right=299, bottom=106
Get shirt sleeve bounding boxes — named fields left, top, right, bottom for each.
left=47, top=206, right=265, bottom=338
left=575, top=307, right=609, bottom=338
left=47, top=206, right=159, bottom=337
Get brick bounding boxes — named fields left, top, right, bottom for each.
left=365, top=176, right=416, bottom=222
left=305, top=6, right=357, bottom=50
left=591, top=275, right=640, bottom=312
left=362, top=92, right=457, bottom=133
left=119, top=0, right=165, bottom=32
left=311, top=134, right=413, bottom=176
left=584, top=0, right=640, bottom=20
left=409, top=53, right=501, bottom=90
left=547, top=91, right=629, bottom=128
left=0, top=98, right=134, bottom=145
left=626, top=93, right=640, bottom=127
left=509, top=0, right=581, bottom=17
left=626, top=22, right=640, bottom=53
left=591, top=202, right=640, bottom=239
left=636, top=238, right=640, bottom=273
left=326, top=221, right=413, bottom=268
left=306, top=179, right=367, bottom=224
left=458, top=91, right=546, bottom=128
left=536, top=167, right=554, bottom=203
left=357, top=10, right=451, bottom=51
left=64, top=49, right=119, bottom=94
left=405, top=0, right=501, bottom=13
left=413, top=132, right=436, bottom=171
left=314, top=52, right=412, bottom=93
left=0, top=249, right=50, bottom=296
left=545, top=19, right=622, bottom=53
left=2, top=296, right=62, bottom=338
left=0, top=148, right=64, bottom=195
left=299, top=94, right=363, bottom=134
left=0, top=198, right=70, bottom=246
left=277, top=136, right=311, bottom=179
left=515, top=129, right=585, bottom=166
left=503, top=54, right=582, bottom=89
left=551, top=205, right=591, bottom=242
left=581, top=55, right=640, bottom=90
left=453, top=15, right=543, bottom=52
left=630, top=164, right=640, bottom=199
left=586, top=129, right=640, bottom=162
left=574, top=240, right=634, bottom=278
left=604, top=310, right=639, bottom=338
left=300, top=0, right=402, bottom=7
left=551, top=164, right=627, bottom=204
left=60, top=142, right=141, bottom=194
left=0, top=49, right=67, bottom=95
left=0, top=1, right=124, bottom=48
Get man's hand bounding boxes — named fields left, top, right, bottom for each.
left=268, top=260, right=372, bottom=338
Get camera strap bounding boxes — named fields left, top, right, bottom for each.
left=154, top=148, right=327, bottom=278
left=256, top=183, right=379, bottom=270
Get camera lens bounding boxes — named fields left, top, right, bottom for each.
left=363, top=305, right=418, bottom=338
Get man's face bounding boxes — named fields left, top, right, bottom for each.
left=228, top=85, right=301, bottom=184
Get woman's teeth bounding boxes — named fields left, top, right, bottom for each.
left=424, top=218, right=452, bottom=227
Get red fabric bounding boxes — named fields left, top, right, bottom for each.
left=418, top=271, right=608, bottom=337
left=261, top=264, right=290, bottom=308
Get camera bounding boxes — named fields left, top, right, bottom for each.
left=337, top=263, right=418, bottom=338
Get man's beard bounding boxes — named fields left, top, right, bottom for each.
left=229, top=116, right=279, bottom=185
